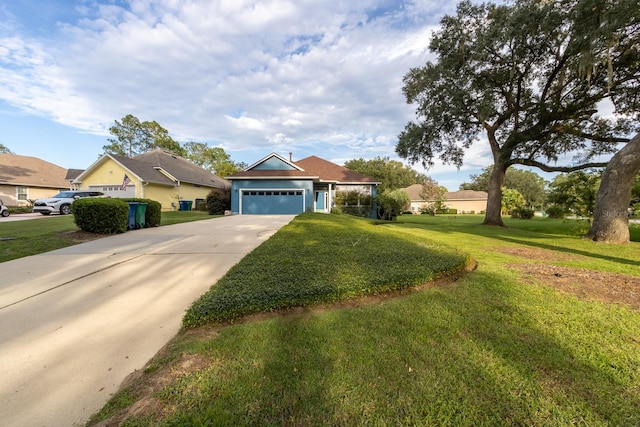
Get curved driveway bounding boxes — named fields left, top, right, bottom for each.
left=0, top=214, right=294, bottom=427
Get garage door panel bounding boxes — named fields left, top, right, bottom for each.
left=241, top=190, right=303, bottom=214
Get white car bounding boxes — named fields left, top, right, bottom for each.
left=0, top=199, right=9, bottom=217
left=32, top=191, right=105, bottom=215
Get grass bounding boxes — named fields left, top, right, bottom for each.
left=0, top=211, right=214, bottom=263
left=89, top=214, right=640, bottom=426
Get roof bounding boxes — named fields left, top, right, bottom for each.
left=77, top=149, right=229, bottom=189
left=0, top=154, right=69, bottom=188
left=65, top=169, right=84, bottom=181
left=402, top=184, right=488, bottom=201
left=227, top=153, right=379, bottom=184
left=294, top=156, right=379, bottom=184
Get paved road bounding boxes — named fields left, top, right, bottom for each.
left=0, top=215, right=295, bottom=426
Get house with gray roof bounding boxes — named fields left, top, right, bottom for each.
left=0, top=154, right=70, bottom=206
left=74, top=149, right=229, bottom=211
left=402, top=184, right=488, bottom=214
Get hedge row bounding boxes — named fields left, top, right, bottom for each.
left=72, top=197, right=162, bottom=234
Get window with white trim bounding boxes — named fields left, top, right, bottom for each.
left=16, top=186, right=28, bottom=200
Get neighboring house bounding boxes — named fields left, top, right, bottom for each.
left=74, top=149, right=229, bottom=211
left=402, top=184, right=488, bottom=214
left=65, top=169, right=84, bottom=190
left=227, top=153, right=380, bottom=216
left=0, top=154, right=69, bottom=206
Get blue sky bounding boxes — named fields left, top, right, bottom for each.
left=0, top=0, right=503, bottom=190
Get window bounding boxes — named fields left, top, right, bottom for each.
left=16, top=186, right=28, bottom=201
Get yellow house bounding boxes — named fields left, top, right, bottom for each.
left=74, top=149, right=229, bottom=211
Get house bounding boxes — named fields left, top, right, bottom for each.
left=0, top=154, right=70, bottom=206
left=226, top=153, right=380, bottom=216
left=74, top=149, right=229, bottom=211
left=402, top=184, right=488, bottom=214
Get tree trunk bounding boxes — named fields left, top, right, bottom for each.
left=483, top=161, right=508, bottom=226
left=585, top=133, right=640, bottom=243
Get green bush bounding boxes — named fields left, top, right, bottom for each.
left=545, top=205, right=566, bottom=219
left=206, top=188, right=231, bottom=215
left=436, top=208, right=458, bottom=215
left=121, top=198, right=162, bottom=227
left=511, top=207, right=535, bottom=219
left=72, top=198, right=129, bottom=233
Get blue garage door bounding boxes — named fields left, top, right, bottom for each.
left=241, top=190, right=304, bottom=214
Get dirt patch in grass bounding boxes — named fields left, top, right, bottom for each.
left=513, top=263, right=640, bottom=310
left=496, top=246, right=581, bottom=262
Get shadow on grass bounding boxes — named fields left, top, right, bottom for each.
left=139, top=270, right=639, bottom=426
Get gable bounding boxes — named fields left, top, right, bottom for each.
left=253, top=156, right=297, bottom=171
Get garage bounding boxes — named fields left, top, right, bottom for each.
left=88, top=185, right=136, bottom=198
left=240, top=189, right=304, bottom=214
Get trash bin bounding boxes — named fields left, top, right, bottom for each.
left=178, top=200, right=193, bottom=211
left=127, top=202, right=139, bottom=230
left=135, top=203, right=147, bottom=229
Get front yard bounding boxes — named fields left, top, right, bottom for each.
left=89, top=214, right=640, bottom=426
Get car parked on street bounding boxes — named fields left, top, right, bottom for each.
left=32, top=191, right=105, bottom=215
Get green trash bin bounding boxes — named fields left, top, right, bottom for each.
left=135, top=203, right=147, bottom=229
left=185, top=200, right=193, bottom=211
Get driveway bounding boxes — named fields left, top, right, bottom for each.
left=0, top=214, right=295, bottom=426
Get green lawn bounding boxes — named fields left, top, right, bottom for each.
left=89, top=214, right=640, bottom=426
left=0, top=211, right=213, bottom=263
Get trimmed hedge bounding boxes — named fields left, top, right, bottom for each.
left=511, top=207, right=535, bottom=219
left=121, top=198, right=162, bottom=227
left=205, top=188, right=231, bottom=215
left=72, top=198, right=129, bottom=233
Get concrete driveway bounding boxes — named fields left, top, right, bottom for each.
left=0, top=214, right=295, bottom=426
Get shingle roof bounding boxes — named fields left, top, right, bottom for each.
left=110, top=149, right=229, bottom=188
left=227, top=153, right=379, bottom=184
left=294, top=156, right=379, bottom=184
left=0, top=154, right=69, bottom=188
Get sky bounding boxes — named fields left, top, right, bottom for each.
left=0, top=0, right=526, bottom=191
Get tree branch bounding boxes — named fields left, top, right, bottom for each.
left=512, top=158, right=608, bottom=172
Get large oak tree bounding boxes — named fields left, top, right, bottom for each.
left=397, top=0, right=640, bottom=227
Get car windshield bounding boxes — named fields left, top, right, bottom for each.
left=53, top=192, right=78, bottom=198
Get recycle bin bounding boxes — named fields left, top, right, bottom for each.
left=135, top=203, right=147, bottom=229
left=179, top=200, right=193, bottom=211
left=127, top=202, right=139, bottom=230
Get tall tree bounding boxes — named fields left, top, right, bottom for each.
left=397, top=0, right=639, bottom=227
left=586, top=133, right=640, bottom=242
left=183, top=142, right=245, bottom=176
left=0, top=144, right=14, bottom=154
left=104, top=114, right=183, bottom=157
left=344, top=156, right=427, bottom=193
left=461, top=166, right=547, bottom=209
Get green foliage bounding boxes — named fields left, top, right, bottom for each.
left=501, top=187, right=526, bottom=214
left=376, top=189, right=411, bottom=220
left=182, top=213, right=469, bottom=328
left=548, top=171, right=601, bottom=217
left=344, top=156, right=426, bottom=193
left=435, top=208, right=458, bottom=215
left=103, top=114, right=184, bottom=157
left=205, top=188, right=231, bottom=215
left=545, top=205, right=566, bottom=219
left=462, top=166, right=547, bottom=208
left=0, top=143, right=14, bottom=154
left=183, top=142, right=245, bottom=176
left=121, top=198, right=162, bottom=227
left=510, top=207, right=535, bottom=219
left=72, top=198, right=129, bottom=233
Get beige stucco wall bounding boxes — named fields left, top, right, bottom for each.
left=409, top=199, right=487, bottom=214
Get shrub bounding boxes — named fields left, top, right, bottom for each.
left=121, top=198, right=162, bottom=227
left=546, top=205, right=566, bottom=219
left=436, top=208, right=458, bottom=215
left=511, top=207, right=535, bottom=219
left=206, top=188, right=231, bottom=215
left=72, top=198, right=129, bottom=233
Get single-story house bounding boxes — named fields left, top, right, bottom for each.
left=226, top=153, right=380, bottom=216
left=402, top=184, right=488, bottom=214
left=0, top=154, right=70, bottom=206
left=74, top=149, right=229, bottom=211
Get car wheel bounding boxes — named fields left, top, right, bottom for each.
left=60, top=204, right=71, bottom=215
left=1, top=210, right=9, bottom=217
